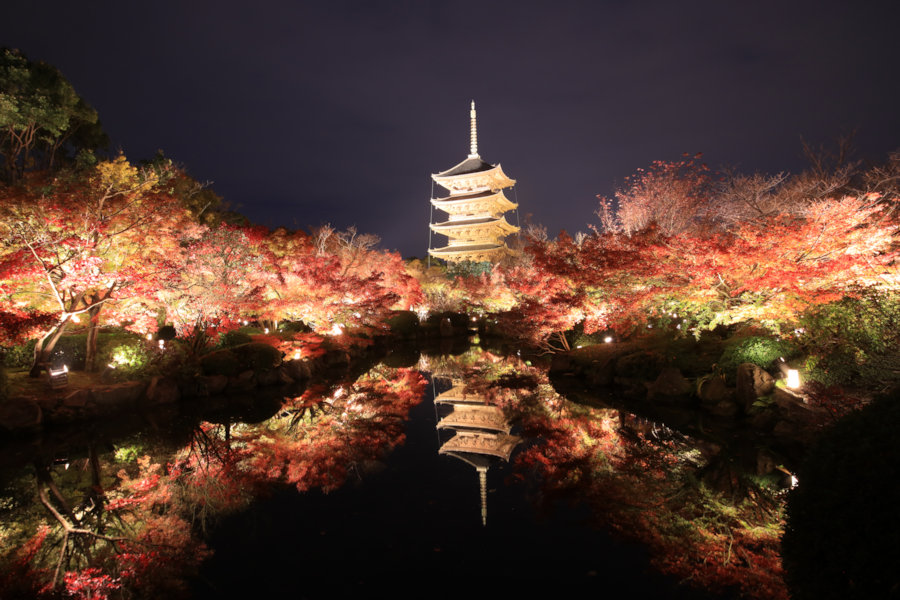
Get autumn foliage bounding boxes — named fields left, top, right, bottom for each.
left=479, top=155, right=899, bottom=352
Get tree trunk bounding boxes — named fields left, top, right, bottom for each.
left=29, top=320, right=70, bottom=377
left=556, top=330, right=571, bottom=352
left=84, top=305, right=102, bottom=372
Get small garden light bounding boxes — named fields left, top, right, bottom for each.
left=604, top=336, right=613, bottom=343
left=48, top=364, right=69, bottom=389
left=786, top=369, right=801, bottom=389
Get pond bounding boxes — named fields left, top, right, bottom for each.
left=0, top=345, right=786, bottom=599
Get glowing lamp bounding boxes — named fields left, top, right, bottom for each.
left=264, top=328, right=269, bottom=334
left=604, top=336, right=613, bottom=343
left=330, top=324, right=343, bottom=336
left=146, top=333, right=153, bottom=341
left=48, top=365, right=69, bottom=389
left=786, top=369, right=801, bottom=389
left=292, top=349, right=302, bottom=360
left=158, top=340, right=165, bottom=350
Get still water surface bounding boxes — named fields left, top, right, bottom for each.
left=190, top=349, right=725, bottom=599
left=1, top=347, right=759, bottom=599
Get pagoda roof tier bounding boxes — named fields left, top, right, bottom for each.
left=434, top=383, right=488, bottom=404
left=429, top=243, right=513, bottom=264
left=437, top=405, right=512, bottom=434
left=430, top=216, right=519, bottom=236
left=439, top=431, right=521, bottom=461
left=431, top=189, right=517, bottom=215
left=434, top=155, right=495, bottom=177
left=432, top=161, right=515, bottom=193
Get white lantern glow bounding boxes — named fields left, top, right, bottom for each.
left=786, top=369, right=801, bottom=389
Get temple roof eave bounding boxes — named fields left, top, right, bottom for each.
left=430, top=217, right=519, bottom=235
left=428, top=244, right=516, bottom=263
left=432, top=163, right=516, bottom=191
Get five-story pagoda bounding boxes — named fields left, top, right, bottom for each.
left=428, top=102, right=519, bottom=263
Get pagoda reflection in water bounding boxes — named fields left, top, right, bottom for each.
left=433, top=376, right=521, bottom=526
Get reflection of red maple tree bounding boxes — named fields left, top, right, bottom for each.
left=1, top=365, right=424, bottom=599
left=476, top=353, right=790, bottom=600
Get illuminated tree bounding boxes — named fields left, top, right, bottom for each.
left=157, top=223, right=269, bottom=334
left=597, top=154, right=713, bottom=236
left=0, top=155, right=198, bottom=374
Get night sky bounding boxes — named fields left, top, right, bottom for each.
left=4, top=1, right=899, bottom=258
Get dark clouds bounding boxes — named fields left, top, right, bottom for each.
left=4, top=0, right=898, bottom=256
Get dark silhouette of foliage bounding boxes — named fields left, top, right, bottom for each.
left=782, top=389, right=900, bottom=600
left=0, top=48, right=108, bottom=182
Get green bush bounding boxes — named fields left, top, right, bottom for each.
left=3, top=340, right=36, bottom=369
left=102, top=341, right=151, bottom=379
left=218, top=330, right=253, bottom=348
left=799, top=291, right=900, bottom=387
left=3, top=331, right=148, bottom=372
left=804, top=350, right=859, bottom=387
left=44, top=334, right=88, bottom=369
left=385, top=311, right=419, bottom=338
left=232, top=342, right=282, bottom=371
left=782, top=389, right=900, bottom=599
left=200, top=349, right=241, bottom=376
left=446, top=260, right=493, bottom=278
left=718, top=336, right=795, bottom=382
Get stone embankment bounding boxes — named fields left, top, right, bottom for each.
left=0, top=346, right=359, bottom=434
left=550, top=345, right=827, bottom=476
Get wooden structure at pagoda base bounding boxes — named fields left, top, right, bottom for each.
left=434, top=377, right=521, bottom=526
left=428, top=101, right=519, bottom=264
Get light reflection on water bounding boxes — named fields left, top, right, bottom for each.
left=0, top=346, right=768, bottom=599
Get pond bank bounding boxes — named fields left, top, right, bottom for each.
left=548, top=342, right=830, bottom=477
left=0, top=340, right=380, bottom=436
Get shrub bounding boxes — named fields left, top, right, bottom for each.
left=218, top=330, right=253, bottom=348
left=718, top=336, right=795, bottom=382
left=782, top=389, right=900, bottom=599
left=232, top=342, right=282, bottom=371
left=102, top=342, right=151, bottom=379
left=446, top=260, right=492, bottom=278
left=44, top=334, right=88, bottom=370
left=3, top=340, right=36, bottom=369
left=385, top=311, right=419, bottom=338
left=799, top=291, right=900, bottom=387
left=199, top=349, right=240, bottom=376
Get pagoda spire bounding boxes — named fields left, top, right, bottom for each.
left=468, top=100, right=478, bottom=158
